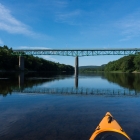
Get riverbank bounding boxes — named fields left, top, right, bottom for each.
left=107, top=70, right=140, bottom=73
left=132, top=70, right=140, bottom=73
left=79, top=70, right=140, bottom=73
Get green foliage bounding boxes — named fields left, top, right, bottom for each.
left=133, top=55, right=140, bottom=70
left=0, top=72, right=74, bottom=96
left=0, top=46, right=74, bottom=72
left=104, top=55, right=137, bottom=72
left=104, top=73, right=140, bottom=91
left=79, top=66, right=105, bottom=73
left=0, top=45, right=18, bottom=70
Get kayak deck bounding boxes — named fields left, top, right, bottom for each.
left=90, top=112, right=131, bottom=140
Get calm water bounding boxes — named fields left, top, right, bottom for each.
left=0, top=72, right=140, bottom=140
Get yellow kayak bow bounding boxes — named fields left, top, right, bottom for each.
left=90, top=112, right=131, bottom=140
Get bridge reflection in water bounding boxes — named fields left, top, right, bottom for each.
left=13, top=87, right=140, bottom=96
left=18, top=73, right=79, bottom=88
left=17, top=73, right=140, bottom=96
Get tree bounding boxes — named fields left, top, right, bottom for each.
left=0, top=45, right=74, bottom=72
left=133, top=55, right=140, bottom=70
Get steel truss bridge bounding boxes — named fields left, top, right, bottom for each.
left=12, top=48, right=140, bottom=56
left=13, top=87, right=140, bottom=96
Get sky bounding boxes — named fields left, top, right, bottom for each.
left=0, top=0, right=140, bottom=66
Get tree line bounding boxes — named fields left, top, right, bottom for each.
left=104, top=54, right=140, bottom=72
left=79, top=54, right=140, bottom=73
left=0, top=45, right=74, bottom=72
left=79, top=66, right=104, bottom=73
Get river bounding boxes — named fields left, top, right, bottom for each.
left=0, top=72, right=140, bottom=140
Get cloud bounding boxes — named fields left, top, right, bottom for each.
left=116, top=11, right=140, bottom=41
left=18, top=46, right=51, bottom=50
left=46, top=0, right=68, bottom=9
left=55, top=10, right=82, bottom=25
left=0, top=3, right=30, bottom=34
left=52, top=0, right=68, bottom=8
left=45, top=0, right=83, bottom=25
left=0, top=3, right=50, bottom=39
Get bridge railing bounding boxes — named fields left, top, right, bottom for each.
left=12, top=48, right=140, bottom=56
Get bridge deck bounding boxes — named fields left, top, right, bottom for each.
left=12, top=48, right=140, bottom=56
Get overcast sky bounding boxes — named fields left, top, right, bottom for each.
left=0, top=0, right=140, bottom=66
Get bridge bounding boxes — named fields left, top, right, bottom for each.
left=13, top=87, right=140, bottom=96
left=12, top=48, right=140, bottom=75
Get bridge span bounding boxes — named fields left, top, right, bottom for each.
left=13, top=48, right=140, bottom=74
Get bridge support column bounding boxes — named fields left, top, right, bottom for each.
left=19, top=56, right=24, bottom=71
left=75, top=56, right=78, bottom=77
left=75, top=76, right=78, bottom=88
left=18, top=72, right=24, bottom=89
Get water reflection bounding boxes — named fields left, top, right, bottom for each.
left=0, top=72, right=140, bottom=96
left=13, top=87, right=140, bottom=96
left=0, top=72, right=75, bottom=96
left=104, top=73, right=140, bottom=91
left=75, top=76, right=78, bottom=88
left=1, top=72, right=140, bottom=140
left=18, top=72, right=24, bottom=88
left=0, top=92, right=140, bottom=140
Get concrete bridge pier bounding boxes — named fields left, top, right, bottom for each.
left=19, top=56, right=24, bottom=71
left=75, top=56, right=79, bottom=77
left=75, top=56, right=79, bottom=88
left=75, top=76, right=78, bottom=88
left=18, top=72, right=24, bottom=89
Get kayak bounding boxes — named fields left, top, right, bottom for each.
left=90, top=112, right=131, bottom=140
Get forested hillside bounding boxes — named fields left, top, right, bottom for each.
left=0, top=45, right=74, bottom=72
left=104, top=55, right=140, bottom=72
left=79, top=65, right=105, bottom=72
left=79, top=54, right=140, bottom=73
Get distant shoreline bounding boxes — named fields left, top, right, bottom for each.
left=79, top=70, right=140, bottom=73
